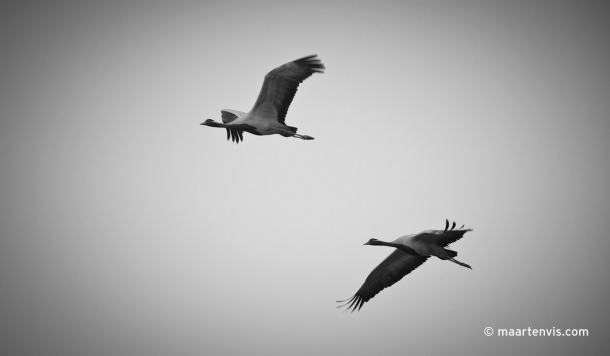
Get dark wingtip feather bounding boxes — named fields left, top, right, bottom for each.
left=444, top=219, right=449, bottom=232
left=226, top=129, right=242, bottom=144
left=337, top=295, right=364, bottom=313
left=336, top=296, right=354, bottom=307
left=269, top=54, right=326, bottom=124
left=294, top=54, right=326, bottom=73
left=346, top=296, right=359, bottom=312
left=451, top=221, right=456, bottom=230
left=357, top=297, right=365, bottom=311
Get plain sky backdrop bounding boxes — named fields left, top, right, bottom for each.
left=1, top=1, right=609, bottom=355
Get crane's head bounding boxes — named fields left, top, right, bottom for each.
left=364, top=238, right=381, bottom=246
left=200, top=119, right=221, bottom=127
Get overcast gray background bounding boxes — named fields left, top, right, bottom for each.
left=1, top=1, right=609, bottom=355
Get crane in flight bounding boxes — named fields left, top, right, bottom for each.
left=338, top=220, right=473, bottom=312
left=201, top=55, right=325, bottom=144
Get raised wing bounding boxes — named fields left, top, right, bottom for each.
left=221, top=109, right=246, bottom=123
left=252, top=55, right=325, bottom=124
left=337, top=250, right=429, bottom=312
left=436, top=219, right=472, bottom=247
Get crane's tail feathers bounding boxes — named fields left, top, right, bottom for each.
left=449, top=258, right=472, bottom=269
left=445, top=249, right=458, bottom=258
left=279, top=126, right=299, bottom=137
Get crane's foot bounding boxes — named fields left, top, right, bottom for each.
left=449, top=258, right=472, bottom=269
left=290, top=133, right=314, bottom=140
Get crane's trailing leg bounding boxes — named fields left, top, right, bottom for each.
left=279, top=128, right=314, bottom=140
left=448, top=258, right=472, bottom=269
left=294, top=134, right=314, bottom=140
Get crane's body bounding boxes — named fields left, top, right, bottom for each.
left=393, top=231, right=458, bottom=260
left=201, top=55, right=325, bottom=143
left=338, top=220, right=473, bottom=312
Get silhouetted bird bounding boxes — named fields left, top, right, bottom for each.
left=201, top=55, right=325, bottom=143
left=338, top=220, right=473, bottom=312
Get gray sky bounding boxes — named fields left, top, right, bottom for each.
left=1, top=0, right=609, bottom=355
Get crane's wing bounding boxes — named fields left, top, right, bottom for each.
left=226, top=127, right=244, bottom=143
left=337, top=250, right=429, bottom=312
left=436, top=229, right=472, bottom=247
left=251, top=55, right=325, bottom=124
left=221, top=109, right=246, bottom=123
left=435, top=220, right=472, bottom=247
left=220, top=110, right=247, bottom=143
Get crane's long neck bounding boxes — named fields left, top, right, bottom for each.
left=368, top=240, right=420, bottom=256
left=201, top=120, right=230, bottom=128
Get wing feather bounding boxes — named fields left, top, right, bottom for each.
left=226, top=128, right=244, bottom=144
left=252, top=55, right=325, bottom=124
left=436, top=227, right=472, bottom=247
left=338, top=250, right=429, bottom=312
left=221, top=109, right=246, bottom=123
